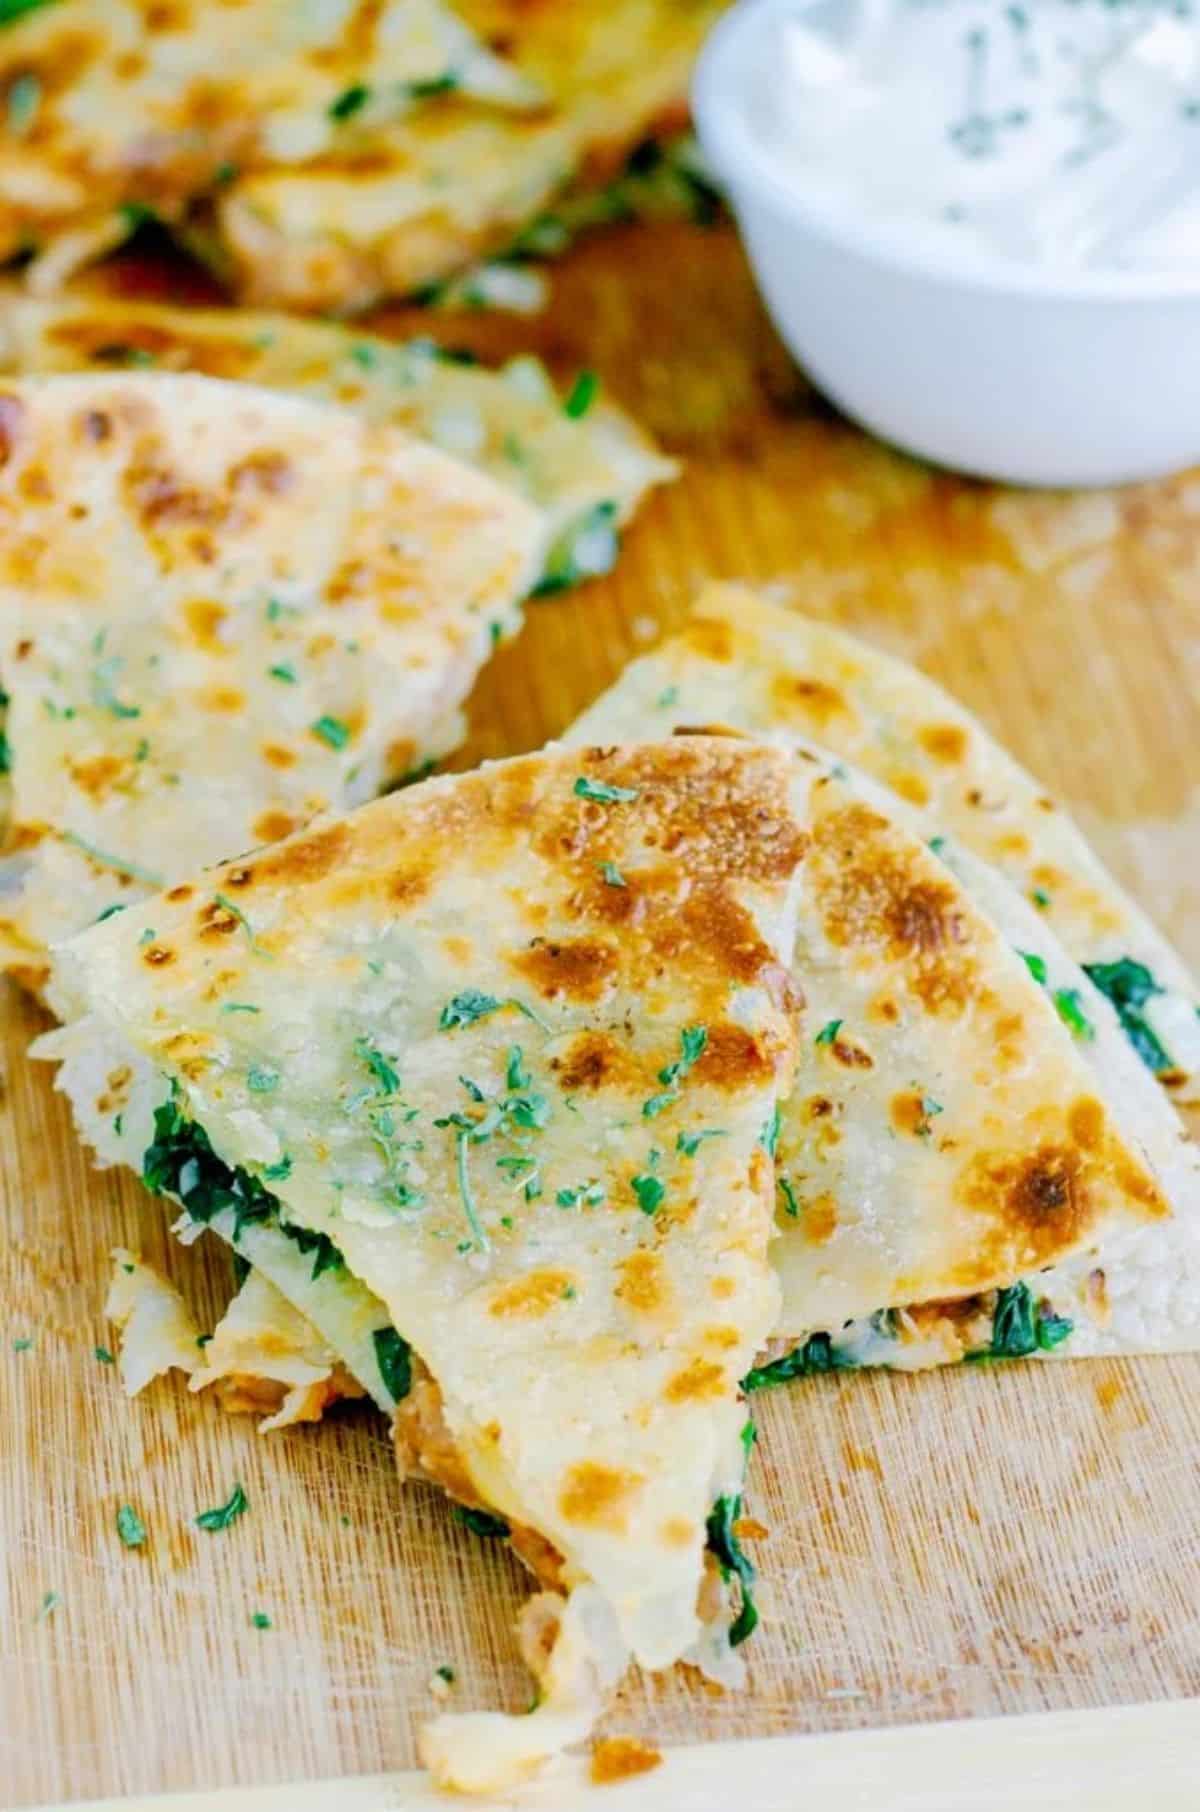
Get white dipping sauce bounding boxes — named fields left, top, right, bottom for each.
left=751, top=1, right=1200, bottom=270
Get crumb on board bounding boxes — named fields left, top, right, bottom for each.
left=590, top=1735, right=662, bottom=1785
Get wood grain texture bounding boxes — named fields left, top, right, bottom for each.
left=3, top=218, right=1200, bottom=1810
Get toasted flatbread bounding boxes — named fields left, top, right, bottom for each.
left=576, top=585, right=1200, bottom=1099
left=53, top=739, right=810, bottom=1783
left=0, top=293, right=675, bottom=585
left=569, top=588, right=1200, bottom=1366
left=0, top=371, right=541, bottom=994
left=0, top=0, right=537, bottom=289
left=212, top=0, right=725, bottom=310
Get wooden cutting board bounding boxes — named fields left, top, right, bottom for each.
left=4, top=217, right=1200, bottom=1811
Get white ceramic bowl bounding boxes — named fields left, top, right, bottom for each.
left=692, top=1, right=1200, bottom=489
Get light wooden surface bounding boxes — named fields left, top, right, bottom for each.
left=3, top=217, right=1200, bottom=1810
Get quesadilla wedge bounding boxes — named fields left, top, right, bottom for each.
left=0, top=0, right=538, bottom=292
left=211, top=0, right=725, bottom=311
left=50, top=738, right=811, bottom=1788
left=0, top=371, right=541, bottom=999
left=569, top=593, right=1200, bottom=1369
left=0, top=292, right=675, bottom=589
left=575, top=584, right=1200, bottom=1100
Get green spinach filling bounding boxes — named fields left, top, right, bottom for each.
left=1083, top=957, right=1174, bottom=1076
left=741, top=1331, right=856, bottom=1393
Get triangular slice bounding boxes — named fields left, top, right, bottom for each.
left=0, top=370, right=541, bottom=995
left=0, top=0, right=538, bottom=289
left=0, top=293, right=676, bottom=589
left=569, top=592, right=1199, bottom=1366
left=572, top=583, right=1200, bottom=1100
left=53, top=739, right=810, bottom=1779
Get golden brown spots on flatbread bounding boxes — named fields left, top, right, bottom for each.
left=261, top=742, right=297, bottom=770
left=812, top=803, right=975, bottom=1017
left=385, top=861, right=431, bottom=907
left=710, top=1275, right=736, bottom=1300
left=615, top=1249, right=668, bottom=1316
left=919, top=723, right=970, bottom=764
left=552, top=1029, right=634, bottom=1093
left=0, top=392, right=25, bottom=465
left=511, top=936, right=619, bottom=1003
left=252, top=809, right=298, bottom=845
left=804, top=1192, right=837, bottom=1245
left=79, top=408, right=112, bottom=445
left=996, top=831, right=1031, bottom=857
left=682, top=615, right=735, bottom=662
left=228, top=450, right=294, bottom=498
left=1068, top=1096, right=1106, bottom=1153
left=891, top=1090, right=933, bottom=1137
left=590, top=1738, right=662, bottom=1785
left=664, top=1357, right=726, bottom=1403
left=659, top=1517, right=694, bottom=1549
left=770, top=672, right=854, bottom=727
left=869, top=994, right=901, bottom=1024
left=199, top=684, right=245, bottom=713
left=702, top=1326, right=741, bottom=1350
left=889, top=771, right=931, bottom=808
left=693, top=1021, right=776, bottom=1089
left=165, top=883, right=194, bottom=903
left=197, top=897, right=240, bottom=939
left=95, top=1065, right=133, bottom=1115
left=238, top=821, right=349, bottom=888
left=181, top=598, right=229, bottom=651
left=66, top=753, right=126, bottom=801
left=487, top=1268, right=574, bottom=1320
left=829, top=1033, right=874, bottom=1070
left=559, top=1461, right=642, bottom=1533
left=142, top=943, right=174, bottom=967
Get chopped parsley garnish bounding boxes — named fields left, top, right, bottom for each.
left=439, top=990, right=546, bottom=1032
left=705, top=1493, right=758, bottom=1648
left=531, top=500, right=620, bottom=596
left=676, top=1127, right=727, bottom=1157
left=213, top=892, right=272, bottom=958
left=251, top=1611, right=272, bottom=1630
left=598, top=861, right=626, bottom=887
left=12, top=1336, right=31, bottom=1352
left=116, top=1505, right=147, bottom=1549
left=455, top=1130, right=490, bottom=1252
left=1019, top=950, right=1048, bottom=985
left=759, top=1104, right=781, bottom=1159
left=556, top=1180, right=606, bottom=1209
left=195, top=1484, right=248, bottom=1532
left=372, top=1327, right=412, bottom=1404
left=573, top=775, right=640, bottom=805
left=454, top=1505, right=510, bottom=1539
left=91, top=655, right=141, bottom=719
left=311, top=714, right=351, bottom=750
left=0, top=726, right=8, bottom=774
left=742, top=1332, right=855, bottom=1392
left=777, top=1176, right=801, bottom=1217
left=814, top=1018, right=842, bottom=1046
left=95, top=903, right=127, bottom=923
left=36, top=1589, right=60, bottom=1621
left=263, top=1154, right=293, bottom=1182
left=268, top=662, right=297, bottom=684
left=62, top=832, right=163, bottom=889
left=1053, top=987, right=1095, bottom=1041
left=1032, top=886, right=1052, bottom=909
left=631, top=1173, right=665, bottom=1214
left=655, top=685, right=680, bottom=709
left=563, top=369, right=599, bottom=419
left=0, top=1, right=59, bottom=31
left=917, top=1095, right=943, bottom=1137
left=644, top=1025, right=707, bottom=1117
left=1083, top=957, right=1173, bottom=1075
left=435, top=1664, right=456, bottom=1684
left=408, top=71, right=457, bottom=99
left=94, top=1345, right=114, bottom=1364
left=329, top=83, right=369, bottom=120
left=221, top=1002, right=261, bottom=1015
left=246, top=1065, right=279, bottom=1093
left=984, top=1282, right=1074, bottom=1359
left=355, top=1036, right=400, bottom=1097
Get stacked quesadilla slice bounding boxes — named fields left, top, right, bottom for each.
left=0, top=0, right=719, bottom=307
left=49, top=738, right=811, bottom=1788
left=0, top=369, right=543, bottom=996
left=0, top=293, right=676, bottom=591
left=570, top=585, right=1200, bottom=1370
